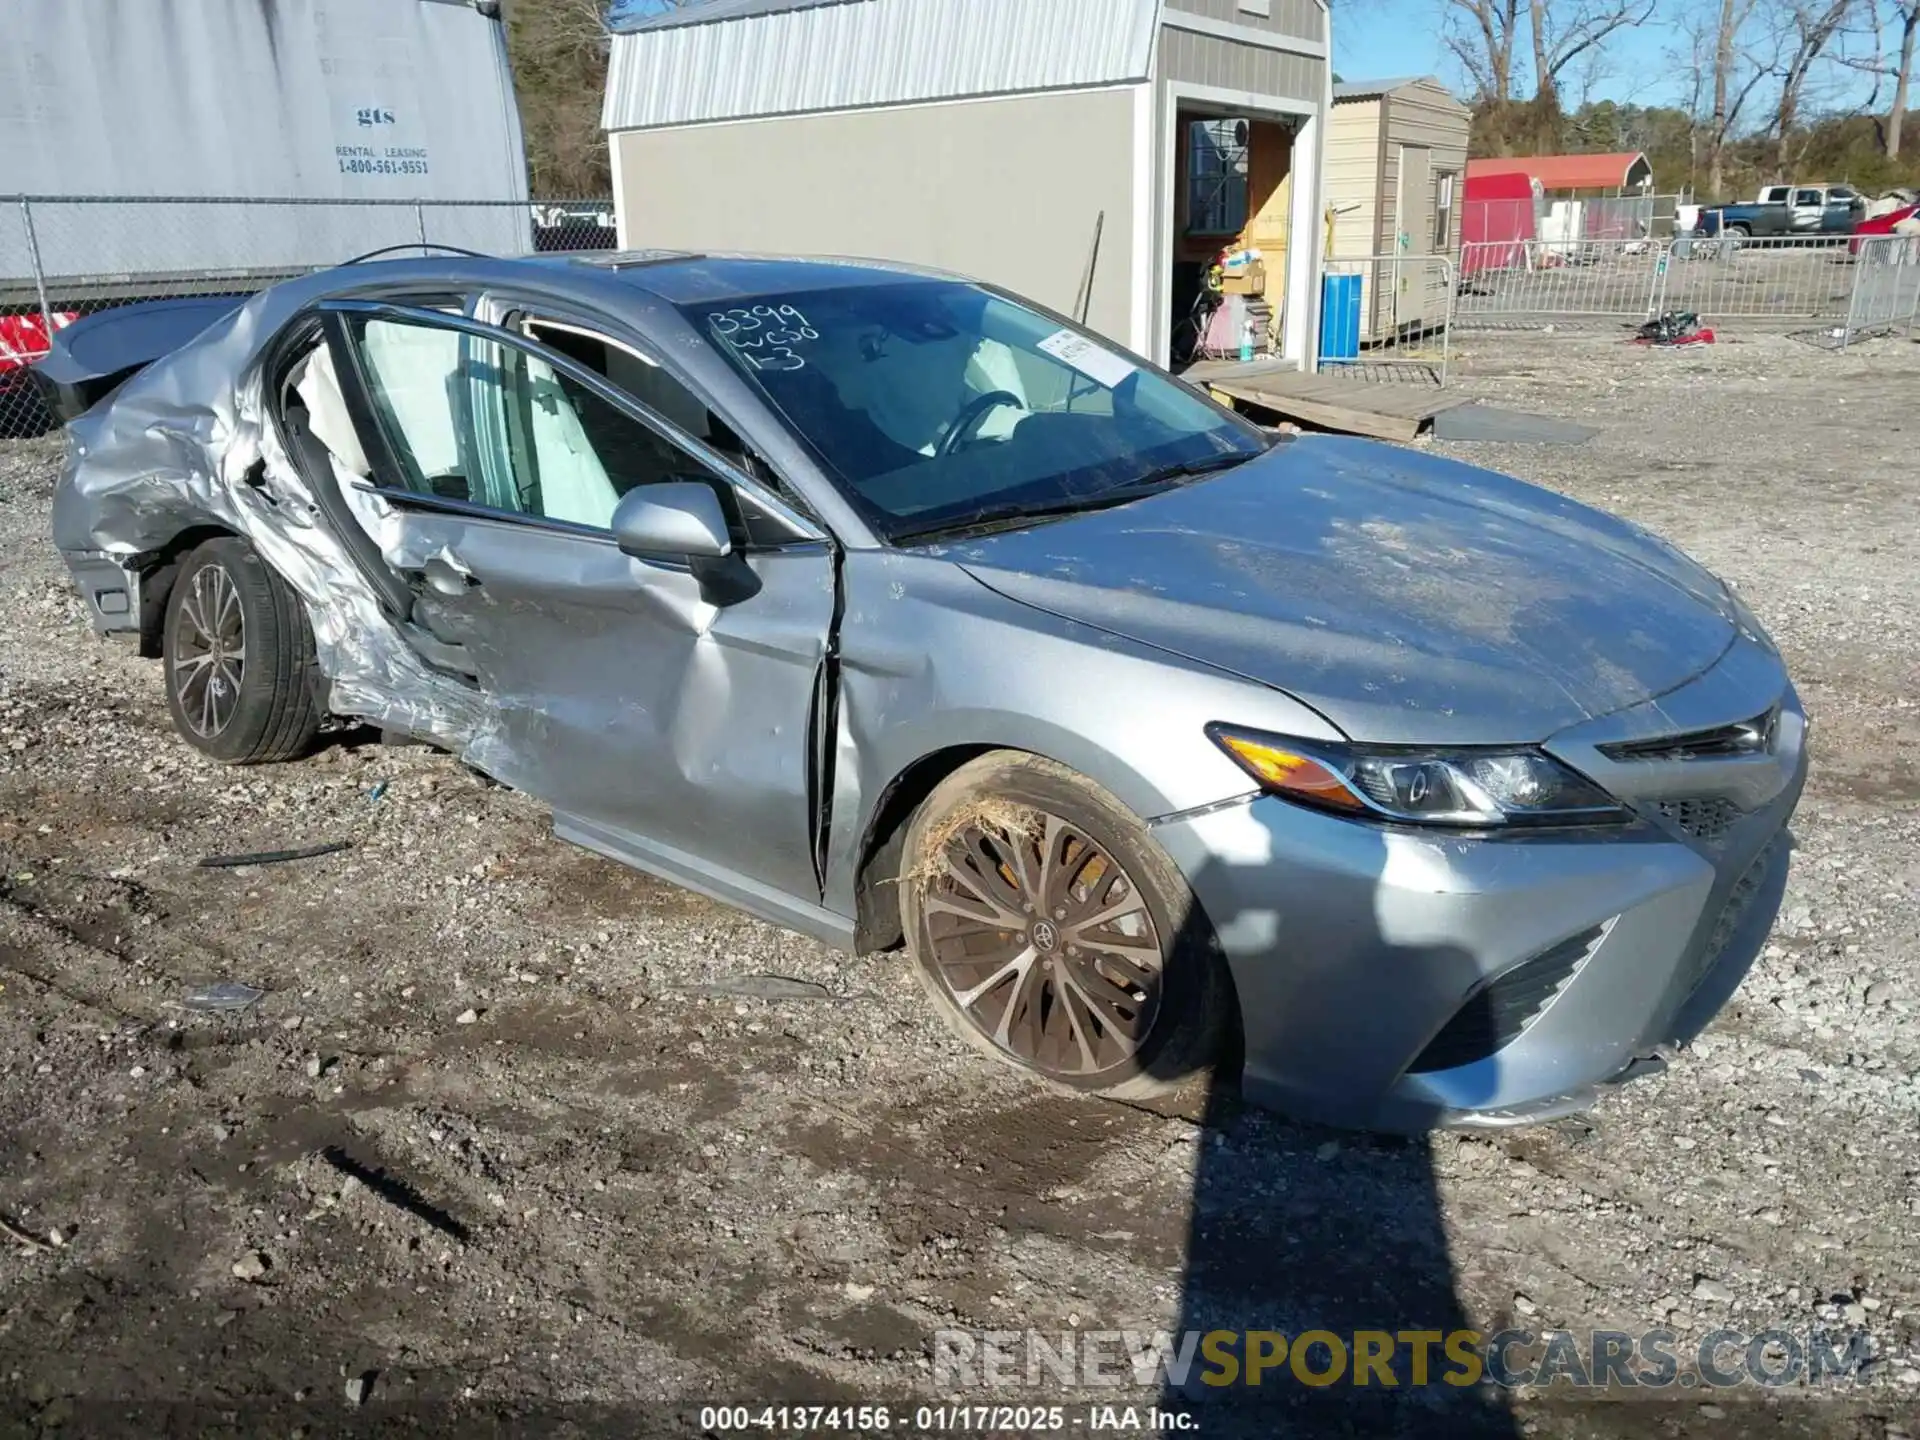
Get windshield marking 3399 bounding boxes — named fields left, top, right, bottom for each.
left=685, top=280, right=1266, bottom=544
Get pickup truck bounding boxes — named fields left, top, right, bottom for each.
left=1698, top=185, right=1865, bottom=239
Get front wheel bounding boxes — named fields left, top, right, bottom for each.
left=162, top=537, right=324, bottom=764
left=899, top=752, right=1230, bottom=1099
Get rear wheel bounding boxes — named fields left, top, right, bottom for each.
left=162, top=537, right=323, bottom=764
left=899, top=752, right=1229, bottom=1099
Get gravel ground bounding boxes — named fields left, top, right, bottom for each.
left=1, top=329, right=1917, bottom=1439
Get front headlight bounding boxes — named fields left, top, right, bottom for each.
left=1207, top=725, right=1631, bottom=829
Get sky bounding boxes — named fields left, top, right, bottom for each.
left=1331, top=0, right=1699, bottom=109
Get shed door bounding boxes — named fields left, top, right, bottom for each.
left=1393, top=144, right=1434, bottom=331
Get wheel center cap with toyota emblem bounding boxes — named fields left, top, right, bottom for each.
left=1030, top=920, right=1060, bottom=953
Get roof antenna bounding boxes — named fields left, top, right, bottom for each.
left=342, top=243, right=491, bottom=264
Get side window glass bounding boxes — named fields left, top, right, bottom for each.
left=348, top=317, right=723, bottom=531
left=522, top=317, right=812, bottom=523
left=357, top=320, right=468, bottom=497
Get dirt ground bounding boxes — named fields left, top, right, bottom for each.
left=2, top=328, right=1917, bottom=1440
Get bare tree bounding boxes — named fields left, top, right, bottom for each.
left=1688, top=0, right=1770, bottom=194
left=1667, top=18, right=1712, bottom=189
left=503, top=0, right=618, bottom=194
left=1443, top=0, right=1525, bottom=100
left=1759, top=0, right=1856, bottom=164
left=1837, top=0, right=1920, bottom=154
left=1527, top=0, right=1662, bottom=102
left=1568, top=42, right=1620, bottom=106
left=1893, top=0, right=1920, bottom=154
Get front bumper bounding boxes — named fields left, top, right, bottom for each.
left=1153, top=638, right=1807, bottom=1133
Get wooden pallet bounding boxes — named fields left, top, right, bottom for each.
left=1182, top=362, right=1470, bottom=442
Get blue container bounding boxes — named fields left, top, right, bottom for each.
left=1319, top=273, right=1363, bottom=362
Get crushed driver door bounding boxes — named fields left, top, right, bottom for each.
left=314, top=300, right=840, bottom=916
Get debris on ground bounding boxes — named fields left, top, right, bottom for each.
left=1, top=1214, right=52, bottom=1252
left=319, top=1146, right=471, bottom=1243
left=682, top=974, right=839, bottom=1002
left=196, top=840, right=354, bottom=869
left=179, top=980, right=265, bottom=1012
left=1633, top=310, right=1716, bottom=346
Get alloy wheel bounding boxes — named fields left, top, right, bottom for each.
left=172, top=562, right=246, bottom=738
left=922, top=810, right=1165, bottom=1078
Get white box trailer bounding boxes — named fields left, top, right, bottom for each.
left=0, top=0, right=530, bottom=294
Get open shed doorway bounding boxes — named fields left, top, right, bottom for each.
left=1169, top=106, right=1300, bottom=368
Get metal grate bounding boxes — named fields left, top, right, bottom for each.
left=1652, top=797, right=1745, bottom=843
left=1408, top=925, right=1607, bottom=1074
left=1599, top=709, right=1778, bottom=763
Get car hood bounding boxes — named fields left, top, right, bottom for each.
left=946, top=434, right=1737, bottom=745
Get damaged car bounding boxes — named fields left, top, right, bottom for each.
left=50, top=252, right=1806, bottom=1131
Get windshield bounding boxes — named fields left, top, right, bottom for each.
left=680, top=280, right=1267, bottom=541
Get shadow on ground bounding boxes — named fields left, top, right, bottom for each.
left=1154, top=842, right=1519, bottom=1438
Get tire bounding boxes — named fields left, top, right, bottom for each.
left=162, top=537, right=323, bottom=765
left=899, top=751, right=1231, bottom=1099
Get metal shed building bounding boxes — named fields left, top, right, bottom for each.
left=1323, top=76, right=1470, bottom=344
left=602, top=0, right=1332, bottom=369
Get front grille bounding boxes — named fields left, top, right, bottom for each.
left=1408, top=925, right=1607, bottom=1074
left=1653, top=796, right=1745, bottom=843
left=1599, top=708, right=1778, bottom=763
left=1677, top=840, right=1778, bottom=997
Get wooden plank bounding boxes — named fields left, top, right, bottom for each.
left=1202, top=370, right=1471, bottom=442
left=1211, top=381, right=1422, bottom=440
left=1288, top=375, right=1469, bottom=418
left=1183, top=356, right=1300, bottom=384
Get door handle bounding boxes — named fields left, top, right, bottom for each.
left=418, top=554, right=481, bottom=597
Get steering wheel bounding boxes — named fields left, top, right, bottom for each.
left=939, top=390, right=1025, bottom=457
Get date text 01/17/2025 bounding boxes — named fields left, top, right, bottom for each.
left=696, top=1405, right=1198, bottom=1432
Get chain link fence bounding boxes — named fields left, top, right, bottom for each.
left=1456, top=238, right=1669, bottom=327
left=1462, top=193, right=1685, bottom=251
left=1845, top=234, right=1920, bottom=341
left=1567, top=194, right=1671, bottom=241
left=1454, top=232, right=1909, bottom=349
left=1, top=195, right=615, bottom=436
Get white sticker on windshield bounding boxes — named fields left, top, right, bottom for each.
left=1036, top=329, right=1136, bottom=389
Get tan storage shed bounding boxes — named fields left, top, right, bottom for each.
left=1322, top=76, right=1469, bottom=344
left=602, top=0, right=1334, bottom=371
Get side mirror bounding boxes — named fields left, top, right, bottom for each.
left=611, top=481, right=733, bottom=561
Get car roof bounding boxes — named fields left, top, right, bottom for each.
left=553, top=250, right=963, bottom=304
left=221, top=250, right=978, bottom=365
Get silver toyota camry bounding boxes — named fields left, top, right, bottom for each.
left=48, top=253, right=1805, bottom=1131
